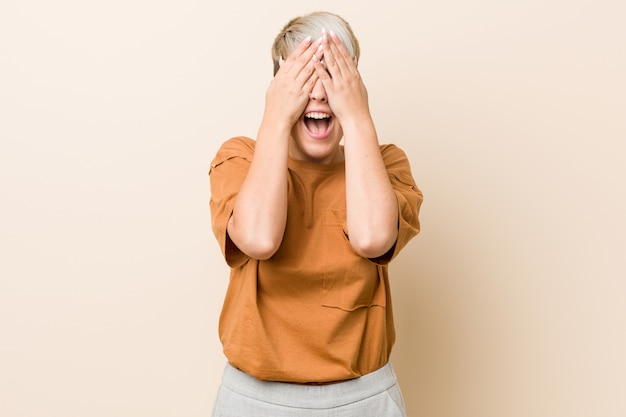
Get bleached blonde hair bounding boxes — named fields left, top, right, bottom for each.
left=271, top=11, right=360, bottom=75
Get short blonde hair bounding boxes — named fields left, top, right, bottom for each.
left=271, top=11, right=360, bottom=75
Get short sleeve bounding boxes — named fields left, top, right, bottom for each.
left=373, top=144, right=423, bottom=265
left=208, top=137, right=255, bottom=268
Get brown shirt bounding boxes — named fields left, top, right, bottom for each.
left=209, top=136, right=422, bottom=383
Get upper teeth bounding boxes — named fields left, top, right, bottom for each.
left=305, top=112, right=330, bottom=119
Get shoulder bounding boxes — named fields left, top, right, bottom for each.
left=215, top=136, right=255, bottom=158
left=211, top=136, right=255, bottom=167
left=379, top=143, right=418, bottom=187
left=379, top=143, right=410, bottom=166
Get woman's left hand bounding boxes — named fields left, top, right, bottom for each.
left=314, top=32, right=371, bottom=126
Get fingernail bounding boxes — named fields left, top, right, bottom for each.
left=303, top=36, right=312, bottom=43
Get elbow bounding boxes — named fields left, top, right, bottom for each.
left=349, top=231, right=397, bottom=259
left=239, top=236, right=282, bottom=260
left=227, top=215, right=284, bottom=260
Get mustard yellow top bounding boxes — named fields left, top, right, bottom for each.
left=209, top=136, right=423, bottom=383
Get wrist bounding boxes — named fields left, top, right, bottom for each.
left=338, top=113, right=375, bottom=138
left=260, top=111, right=294, bottom=137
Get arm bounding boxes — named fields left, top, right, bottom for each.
left=315, top=32, right=398, bottom=258
left=227, top=37, right=322, bottom=260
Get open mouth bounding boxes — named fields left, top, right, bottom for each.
left=303, top=111, right=333, bottom=139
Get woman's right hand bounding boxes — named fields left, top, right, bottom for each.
left=263, top=37, right=322, bottom=128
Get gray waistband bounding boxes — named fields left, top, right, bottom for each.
left=219, top=362, right=399, bottom=409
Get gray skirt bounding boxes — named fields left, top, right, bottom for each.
left=211, top=362, right=406, bottom=417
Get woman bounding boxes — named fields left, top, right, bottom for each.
left=209, top=11, right=422, bottom=417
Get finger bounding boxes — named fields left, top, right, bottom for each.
left=320, top=33, right=342, bottom=79
left=302, top=69, right=320, bottom=95
left=313, top=59, right=333, bottom=90
left=313, top=41, right=324, bottom=63
left=327, top=32, right=353, bottom=75
left=330, top=31, right=354, bottom=62
left=292, top=41, right=320, bottom=80
left=286, top=36, right=320, bottom=64
left=288, top=36, right=313, bottom=60
left=279, top=36, right=314, bottom=74
left=293, top=41, right=324, bottom=85
left=313, top=54, right=329, bottom=74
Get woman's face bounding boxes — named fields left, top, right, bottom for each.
left=289, top=77, right=344, bottom=164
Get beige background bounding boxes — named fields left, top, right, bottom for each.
left=1, top=0, right=624, bottom=416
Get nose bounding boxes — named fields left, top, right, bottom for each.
left=309, top=78, right=327, bottom=102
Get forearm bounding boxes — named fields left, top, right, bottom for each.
left=343, top=117, right=399, bottom=258
left=227, top=36, right=322, bottom=259
left=228, top=118, right=290, bottom=259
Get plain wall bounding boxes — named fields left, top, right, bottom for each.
left=1, top=0, right=624, bottom=416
